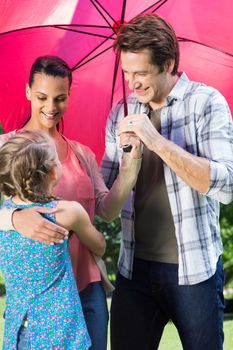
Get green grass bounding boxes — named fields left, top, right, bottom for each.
left=1, top=296, right=232, bottom=349
left=158, top=319, right=233, bottom=349
left=0, top=296, right=5, bottom=348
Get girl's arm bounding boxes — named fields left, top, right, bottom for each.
left=56, top=200, right=106, bottom=256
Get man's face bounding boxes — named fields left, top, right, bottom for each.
left=121, top=49, right=174, bottom=109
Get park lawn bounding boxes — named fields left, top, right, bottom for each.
left=0, top=297, right=5, bottom=348
left=0, top=296, right=232, bottom=349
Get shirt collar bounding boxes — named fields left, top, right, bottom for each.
left=166, top=72, right=190, bottom=105
left=133, top=72, right=190, bottom=111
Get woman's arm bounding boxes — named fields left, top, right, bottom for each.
left=84, top=134, right=142, bottom=222
left=97, top=151, right=141, bottom=221
left=56, top=200, right=106, bottom=256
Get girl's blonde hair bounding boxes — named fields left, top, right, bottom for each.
left=0, top=130, right=58, bottom=203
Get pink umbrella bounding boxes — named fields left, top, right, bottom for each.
left=0, top=0, right=233, bottom=162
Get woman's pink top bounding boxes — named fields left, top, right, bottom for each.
left=53, top=142, right=101, bottom=292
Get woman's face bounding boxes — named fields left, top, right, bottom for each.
left=26, top=73, right=70, bottom=131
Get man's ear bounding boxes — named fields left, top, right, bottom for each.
left=165, top=59, right=175, bottom=74
left=26, top=84, right=31, bottom=101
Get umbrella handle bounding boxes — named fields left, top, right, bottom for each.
left=123, top=144, right=133, bottom=153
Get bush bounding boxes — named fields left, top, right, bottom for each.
left=220, top=202, right=233, bottom=286
left=94, top=217, right=121, bottom=283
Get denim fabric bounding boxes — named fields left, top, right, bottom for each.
left=111, top=258, right=224, bottom=350
left=80, top=281, right=109, bottom=350
left=17, top=325, right=28, bottom=350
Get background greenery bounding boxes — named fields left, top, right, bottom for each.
left=220, top=203, right=233, bottom=287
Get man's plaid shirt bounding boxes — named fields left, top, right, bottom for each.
left=101, top=73, right=233, bottom=285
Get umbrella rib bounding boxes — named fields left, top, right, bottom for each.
left=111, top=52, right=121, bottom=108
left=72, top=44, right=113, bottom=70
left=121, top=0, right=127, bottom=23
left=142, top=0, right=169, bottom=15
left=122, top=69, right=128, bottom=116
left=0, top=23, right=111, bottom=37
left=71, top=31, right=115, bottom=69
left=90, top=0, right=117, bottom=32
left=54, top=25, right=115, bottom=40
left=54, top=24, right=110, bottom=28
left=0, top=24, right=57, bottom=36
left=178, top=37, right=233, bottom=58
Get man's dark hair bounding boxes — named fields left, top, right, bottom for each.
left=114, top=13, right=179, bottom=75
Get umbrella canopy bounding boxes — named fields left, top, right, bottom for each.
left=0, top=0, right=233, bottom=161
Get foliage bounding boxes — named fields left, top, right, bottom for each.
left=220, top=202, right=233, bottom=285
left=94, top=216, right=121, bottom=283
left=0, top=123, right=3, bottom=134
left=0, top=271, right=5, bottom=296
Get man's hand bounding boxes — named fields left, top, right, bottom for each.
left=13, top=207, right=69, bottom=244
left=119, top=132, right=142, bottom=159
left=118, top=114, right=211, bottom=193
left=118, top=114, right=161, bottom=152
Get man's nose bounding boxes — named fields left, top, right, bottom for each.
left=127, top=76, right=140, bottom=90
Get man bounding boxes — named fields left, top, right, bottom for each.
left=100, top=13, right=233, bottom=350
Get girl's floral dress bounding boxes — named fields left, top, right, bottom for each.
left=0, top=198, right=91, bottom=349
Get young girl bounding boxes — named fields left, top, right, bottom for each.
left=0, top=130, right=106, bottom=349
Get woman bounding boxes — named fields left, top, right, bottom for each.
left=0, top=56, right=141, bottom=350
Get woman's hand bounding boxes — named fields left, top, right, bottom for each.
left=13, top=207, right=69, bottom=244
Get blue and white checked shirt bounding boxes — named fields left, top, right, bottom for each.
left=101, top=72, right=233, bottom=285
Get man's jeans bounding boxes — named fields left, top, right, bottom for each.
left=111, top=258, right=224, bottom=350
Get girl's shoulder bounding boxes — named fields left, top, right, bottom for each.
left=55, top=200, right=87, bottom=230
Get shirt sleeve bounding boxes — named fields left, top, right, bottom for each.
left=100, top=104, right=122, bottom=189
left=198, top=90, right=233, bottom=204
left=83, top=148, right=110, bottom=215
